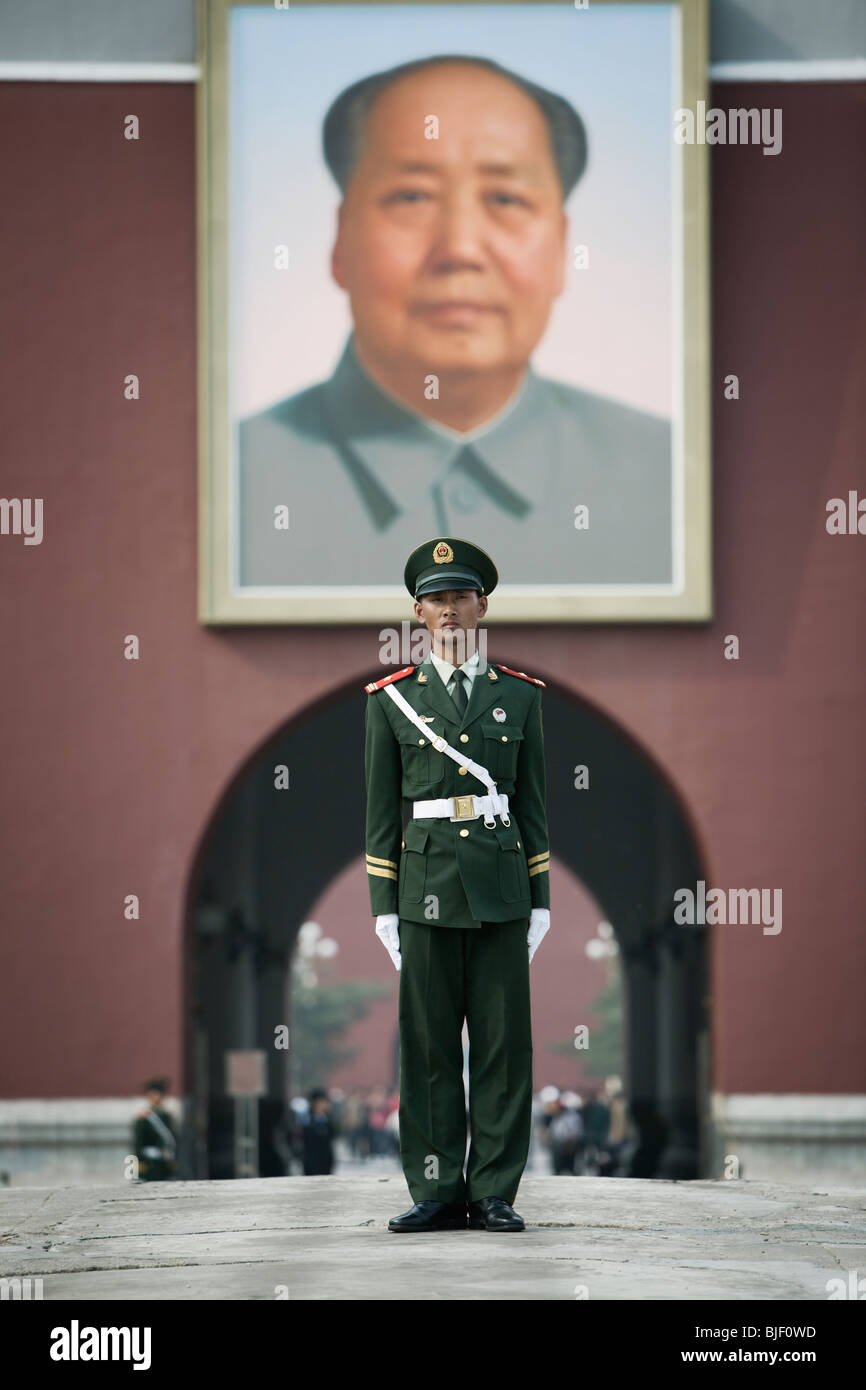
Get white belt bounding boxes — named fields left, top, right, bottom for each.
left=413, top=793, right=510, bottom=827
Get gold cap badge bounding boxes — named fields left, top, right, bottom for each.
left=433, top=541, right=454, bottom=564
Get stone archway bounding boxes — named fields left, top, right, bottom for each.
left=182, top=666, right=709, bottom=1179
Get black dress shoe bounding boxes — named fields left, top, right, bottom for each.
left=467, top=1196, right=525, bottom=1231
left=388, top=1199, right=468, bottom=1232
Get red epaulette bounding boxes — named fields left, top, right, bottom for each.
left=495, top=663, right=546, bottom=688
left=364, top=665, right=416, bottom=693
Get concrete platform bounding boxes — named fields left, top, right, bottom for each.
left=1, top=1175, right=864, bottom=1300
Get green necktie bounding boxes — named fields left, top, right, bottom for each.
left=449, top=671, right=469, bottom=715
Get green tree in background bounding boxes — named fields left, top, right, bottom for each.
left=288, top=923, right=392, bottom=1093
left=289, top=974, right=391, bottom=1093
left=548, top=957, right=624, bottom=1080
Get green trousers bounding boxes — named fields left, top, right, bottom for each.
left=397, top=917, right=533, bottom=1206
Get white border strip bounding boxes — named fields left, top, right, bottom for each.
left=712, top=1093, right=866, bottom=1139
left=0, top=1097, right=185, bottom=1144
left=0, top=62, right=200, bottom=82
left=0, top=59, right=863, bottom=85
left=710, top=59, right=866, bottom=82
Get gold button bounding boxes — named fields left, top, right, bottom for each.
left=418, top=738, right=426, bottom=745
left=402, top=840, right=405, bottom=848
left=517, top=841, right=520, bottom=848
left=458, top=766, right=467, bottom=776
left=501, top=735, right=507, bottom=742
left=460, top=734, right=469, bottom=743
left=459, top=828, right=469, bottom=837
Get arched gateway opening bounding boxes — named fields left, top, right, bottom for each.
left=182, top=666, right=710, bottom=1181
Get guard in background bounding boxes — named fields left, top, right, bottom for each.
left=132, top=1076, right=178, bottom=1182
left=364, top=537, right=551, bottom=1232
left=298, top=1087, right=336, bottom=1176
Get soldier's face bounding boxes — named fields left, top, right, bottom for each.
left=331, top=63, right=567, bottom=379
left=415, top=588, right=488, bottom=660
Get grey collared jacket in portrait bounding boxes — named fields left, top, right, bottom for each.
left=238, top=333, right=672, bottom=587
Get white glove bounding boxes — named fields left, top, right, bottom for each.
left=375, top=913, right=401, bottom=971
left=527, top=908, right=550, bottom=963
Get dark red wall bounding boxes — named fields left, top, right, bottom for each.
left=1, top=80, right=863, bottom=1098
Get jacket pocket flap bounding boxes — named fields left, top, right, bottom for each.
left=395, top=724, right=436, bottom=745
left=493, top=823, right=521, bottom=852
left=480, top=722, right=524, bottom=742
left=403, top=824, right=430, bottom=852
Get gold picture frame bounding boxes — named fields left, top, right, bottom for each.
left=197, top=0, right=711, bottom=623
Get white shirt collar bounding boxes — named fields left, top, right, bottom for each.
left=429, top=646, right=480, bottom=686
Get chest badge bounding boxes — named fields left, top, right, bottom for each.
left=492, top=707, right=506, bottom=723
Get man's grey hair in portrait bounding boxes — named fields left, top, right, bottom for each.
left=323, top=53, right=589, bottom=202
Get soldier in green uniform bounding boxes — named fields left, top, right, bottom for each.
left=364, top=537, right=551, bottom=1231
left=132, top=1077, right=178, bottom=1182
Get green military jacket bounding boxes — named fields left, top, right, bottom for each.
left=364, top=654, right=550, bottom=928
left=132, top=1107, right=178, bottom=1181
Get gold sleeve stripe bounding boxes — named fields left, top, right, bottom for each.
left=527, top=851, right=550, bottom=866
left=367, top=865, right=398, bottom=881
left=528, top=862, right=549, bottom=878
left=366, top=853, right=398, bottom=869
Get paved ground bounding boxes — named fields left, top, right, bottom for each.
left=1, top=1175, right=864, bottom=1300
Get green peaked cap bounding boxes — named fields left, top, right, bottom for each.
left=404, top=537, right=499, bottom=598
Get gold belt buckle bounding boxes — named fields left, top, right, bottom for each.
left=451, top=795, right=476, bottom=820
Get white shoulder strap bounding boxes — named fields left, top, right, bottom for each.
left=145, top=1109, right=176, bottom=1153
left=382, top=680, right=506, bottom=820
